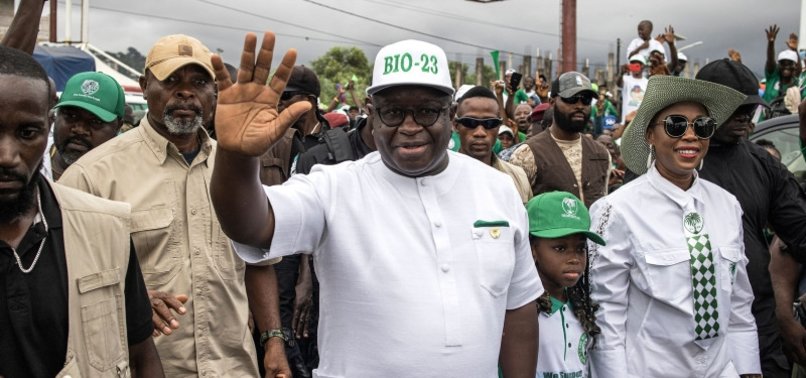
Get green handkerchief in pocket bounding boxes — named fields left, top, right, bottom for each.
left=473, top=220, right=510, bottom=228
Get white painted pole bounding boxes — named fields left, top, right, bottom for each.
left=65, top=0, right=72, bottom=43
left=800, top=0, right=806, bottom=51
left=80, top=0, right=88, bottom=44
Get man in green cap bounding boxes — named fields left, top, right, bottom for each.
left=51, top=71, right=125, bottom=180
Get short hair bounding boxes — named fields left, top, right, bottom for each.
left=0, top=46, right=51, bottom=98
left=755, top=139, right=781, bottom=157
left=457, top=86, right=497, bottom=105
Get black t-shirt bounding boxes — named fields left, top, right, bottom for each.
left=0, top=176, right=152, bottom=377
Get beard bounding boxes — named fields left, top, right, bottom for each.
left=55, top=136, right=92, bottom=166
left=163, top=105, right=203, bottom=135
left=554, top=109, right=587, bottom=133
left=0, top=164, right=40, bottom=223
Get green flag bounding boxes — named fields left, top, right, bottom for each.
left=490, top=50, right=500, bottom=80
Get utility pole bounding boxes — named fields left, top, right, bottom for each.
left=560, top=0, right=576, bottom=73
left=49, top=0, right=56, bottom=42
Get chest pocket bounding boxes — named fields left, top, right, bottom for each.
left=642, top=249, right=692, bottom=305
left=213, top=224, right=246, bottom=281
left=77, top=268, right=127, bottom=372
left=717, top=247, right=743, bottom=296
left=131, top=208, right=180, bottom=286
left=472, top=227, right=516, bottom=297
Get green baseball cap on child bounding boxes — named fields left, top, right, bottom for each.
left=527, top=191, right=606, bottom=246
left=55, top=71, right=125, bottom=123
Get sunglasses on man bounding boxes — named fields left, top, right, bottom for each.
left=454, top=117, right=503, bottom=130
left=655, top=115, right=717, bottom=139
left=560, top=94, right=593, bottom=106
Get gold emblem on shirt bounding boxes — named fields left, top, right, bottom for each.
left=490, top=228, right=501, bottom=239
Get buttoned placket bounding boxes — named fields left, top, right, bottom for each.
left=417, top=176, right=462, bottom=347
left=171, top=143, right=214, bottom=375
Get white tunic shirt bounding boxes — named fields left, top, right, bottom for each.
left=236, top=151, right=542, bottom=378
left=587, top=165, right=760, bottom=378
left=537, top=297, right=590, bottom=378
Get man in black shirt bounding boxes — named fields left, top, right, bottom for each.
left=0, top=45, right=161, bottom=377
left=697, top=58, right=806, bottom=377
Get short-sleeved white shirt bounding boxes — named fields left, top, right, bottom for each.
left=236, top=151, right=542, bottom=378
left=626, top=38, right=666, bottom=61
left=537, top=297, right=590, bottom=378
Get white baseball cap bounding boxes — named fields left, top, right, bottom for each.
left=498, top=125, right=515, bottom=136
left=677, top=52, right=687, bottom=62
left=778, top=50, right=798, bottom=63
left=629, top=54, right=647, bottom=65
left=367, top=39, right=454, bottom=96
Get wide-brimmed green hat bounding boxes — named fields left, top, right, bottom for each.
left=621, top=75, right=746, bottom=175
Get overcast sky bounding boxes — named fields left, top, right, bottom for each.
left=52, top=0, right=801, bottom=79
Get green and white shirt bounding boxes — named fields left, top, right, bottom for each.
left=537, top=296, right=590, bottom=378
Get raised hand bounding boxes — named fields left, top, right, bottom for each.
left=662, top=25, right=676, bottom=45
left=212, top=32, right=312, bottom=157
left=788, top=32, right=799, bottom=50
left=728, top=48, right=743, bottom=63
left=766, top=24, right=780, bottom=43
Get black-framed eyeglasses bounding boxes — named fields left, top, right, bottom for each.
left=454, top=117, right=503, bottom=130
left=560, top=94, right=593, bottom=106
left=376, top=106, right=450, bottom=127
left=655, top=115, right=717, bottom=139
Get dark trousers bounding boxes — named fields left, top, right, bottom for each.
left=253, top=255, right=320, bottom=377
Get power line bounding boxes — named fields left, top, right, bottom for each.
left=357, top=0, right=609, bottom=44
left=194, top=0, right=382, bottom=47
left=301, top=0, right=528, bottom=57
left=56, top=1, right=379, bottom=47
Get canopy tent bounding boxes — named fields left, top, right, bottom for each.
left=33, top=45, right=95, bottom=92
left=32, top=44, right=142, bottom=94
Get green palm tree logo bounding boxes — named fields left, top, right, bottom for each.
left=684, top=212, right=704, bottom=234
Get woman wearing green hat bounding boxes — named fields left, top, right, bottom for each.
left=586, top=75, right=762, bottom=377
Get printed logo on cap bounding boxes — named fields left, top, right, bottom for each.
left=81, top=80, right=100, bottom=96
left=575, top=75, right=583, bottom=86
left=368, top=40, right=454, bottom=95
left=561, top=197, right=580, bottom=220
left=381, top=50, right=441, bottom=77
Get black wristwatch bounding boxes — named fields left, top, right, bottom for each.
left=259, top=328, right=288, bottom=346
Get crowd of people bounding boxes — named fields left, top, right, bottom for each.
left=2, top=0, right=806, bottom=376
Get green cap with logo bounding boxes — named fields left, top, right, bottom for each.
left=527, top=191, right=606, bottom=245
left=55, top=71, right=125, bottom=123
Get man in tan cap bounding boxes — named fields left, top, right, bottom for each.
left=58, top=34, right=289, bottom=377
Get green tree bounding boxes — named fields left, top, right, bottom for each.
left=310, top=46, right=371, bottom=109
left=106, top=47, right=146, bottom=73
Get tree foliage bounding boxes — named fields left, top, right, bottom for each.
left=310, top=46, right=371, bottom=107
left=106, top=47, right=146, bottom=73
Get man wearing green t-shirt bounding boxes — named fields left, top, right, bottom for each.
left=763, top=25, right=801, bottom=107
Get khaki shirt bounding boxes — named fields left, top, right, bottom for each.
left=492, top=155, right=533, bottom=204
left=59, top=119, right=260, bottom=377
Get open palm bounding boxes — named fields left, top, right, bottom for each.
left=213, top=32, right=311, bottom=156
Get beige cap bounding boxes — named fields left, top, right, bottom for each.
left=145, top=34, right=215, bottom=81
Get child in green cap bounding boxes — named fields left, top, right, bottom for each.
left=526, top=191, right=606, bottom=378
